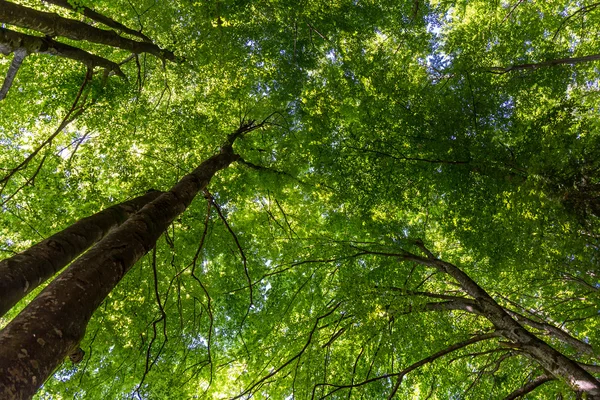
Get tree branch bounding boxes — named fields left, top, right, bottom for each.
left=503, top=374, right=554, bottom=400
left=43, top=0, right=152, bottom=42
left=0, top=27, right=125, bottom=78
left=0, top=47, right=26, bottom=101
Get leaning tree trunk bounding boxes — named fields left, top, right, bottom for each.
left=0, top=190, right=162, bottom=318
left=0, top=123, right=254, bottom=399
left=0, top=0, right=174, bottom=61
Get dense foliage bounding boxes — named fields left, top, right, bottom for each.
left=1, top=0, right=600, bottom=398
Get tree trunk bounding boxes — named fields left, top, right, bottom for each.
left=0, top=123, right=252, bottom=399
left=0, top=190, right=162, bottom=318
left=0, top=0, right=174, bottom=61
left=42, top=0, right=152, bottom=43
left=0, top=28, right=126, bottom=80
left=405, top=249, right=600, bottom=397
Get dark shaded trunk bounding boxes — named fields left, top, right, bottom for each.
left=0, top=0, right=174, bottom=61
left=0, top=190, right=162, bottom=318
left=0, top=124, right=251, bottom=399
left=42, top=0, right=152, bottom=42
left=0, top=46, right=26, bottom=101
left=0, top=28, right=125, bottom=79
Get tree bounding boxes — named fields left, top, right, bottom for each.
left=0, top=189, right=161, bottom=317
left=1, top=0, right=600, bottom=399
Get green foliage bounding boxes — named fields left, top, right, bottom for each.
left=1, top=0, right=600, bottom=398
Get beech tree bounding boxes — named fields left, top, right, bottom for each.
left=1, top=0, right=599, bottom=399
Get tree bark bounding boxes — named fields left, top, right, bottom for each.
left=0, top=27, right=126, bottom=78
left=418, top=298, right=596, bottom=358
left=42, top=0, right=152, bottom=42
left=0, top=47, right=26, bottom=101
left=403, top=246, right=600, bottom=397
left=0, top=123, right=253, bottom=399
left=0, top=190, right=162, bottom=318
left=0, top=0, right=174, bottom=61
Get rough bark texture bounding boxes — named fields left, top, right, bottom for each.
left=0, top=27, right=125, bottom=78
left=42, top=0, right=152, bottom=42
left=0, top=0, right=174, bottom=60
left=405, top=249, right=600, bottom=397
left=0, top=190, right=162, bottom=318
left=0, top=47, right=26, bottom=101
left=0, top=131, right=244, bottom=399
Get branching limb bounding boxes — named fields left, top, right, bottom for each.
left=233, top=302, right=342, bottom=399
left=503, top=374, right=554, bottom=400
left=43, top=0, right=152, bottom=42
left=204, top=190, right=253, bottom=323
left=1, top=67, right=92, bottom=201
left=553, top=2, right=600, bottom=41
left=0, top=0, right=175, bottom=60
left=0, top=27, right=125, bottom=78
left=313, top=332, right=500, bottom=399
left=135, top=247, right=168, bottom=397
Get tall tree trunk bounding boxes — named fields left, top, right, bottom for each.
left=0, top=122, right=256, bottom=399
left=42, top=0, right=152, bottom=43
left=0, top=0, right=175, bottom=61
left=0, top=190, right=162, bottom=318
left=404, top=245, right=600, bottom=397
left=0, top=28, right=126, bottom=81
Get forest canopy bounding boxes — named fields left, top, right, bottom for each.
left=1, top=0, right=600, bottom=398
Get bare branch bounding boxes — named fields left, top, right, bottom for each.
left=204, top=191, right=253, bottom=322
left=233, top=302, right=343, bottom=399
left=553, top=2, right=600, bottom=41
left=0, top=27, right=125, bottom=78
left=43, top=0, right=152, bottom=42
left=503, top=374, right=554, bottom=400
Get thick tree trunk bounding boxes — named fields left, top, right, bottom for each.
left=0, top=28, right=126, bottom=80
left=405, top=248, right=600, bottom=397
left=42, top=0, right=152, bottom=42
left=0, top=124, right=251, bottom=399
left=0, top=0, right=174, bottom=61
left=0, top=190, right=162, bottom=318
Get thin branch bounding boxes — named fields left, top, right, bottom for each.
left=553, top=2, right=600, bottom=41
left=501, top=0, right=526, bottom=24
left=204, top=191, right=253, bottom=323
left=233, top=302, right=342, bottom=399
left=314, top=332, right=500, bottom=399
left=135, top=247, right=168, bottom=397
left=386, top=332, right=501, bottom=398
left=503, top=374, right=554, bottom=400
left=189, top=200, right=214, bottom=385
left=1, top=67, right=93, bottom=199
